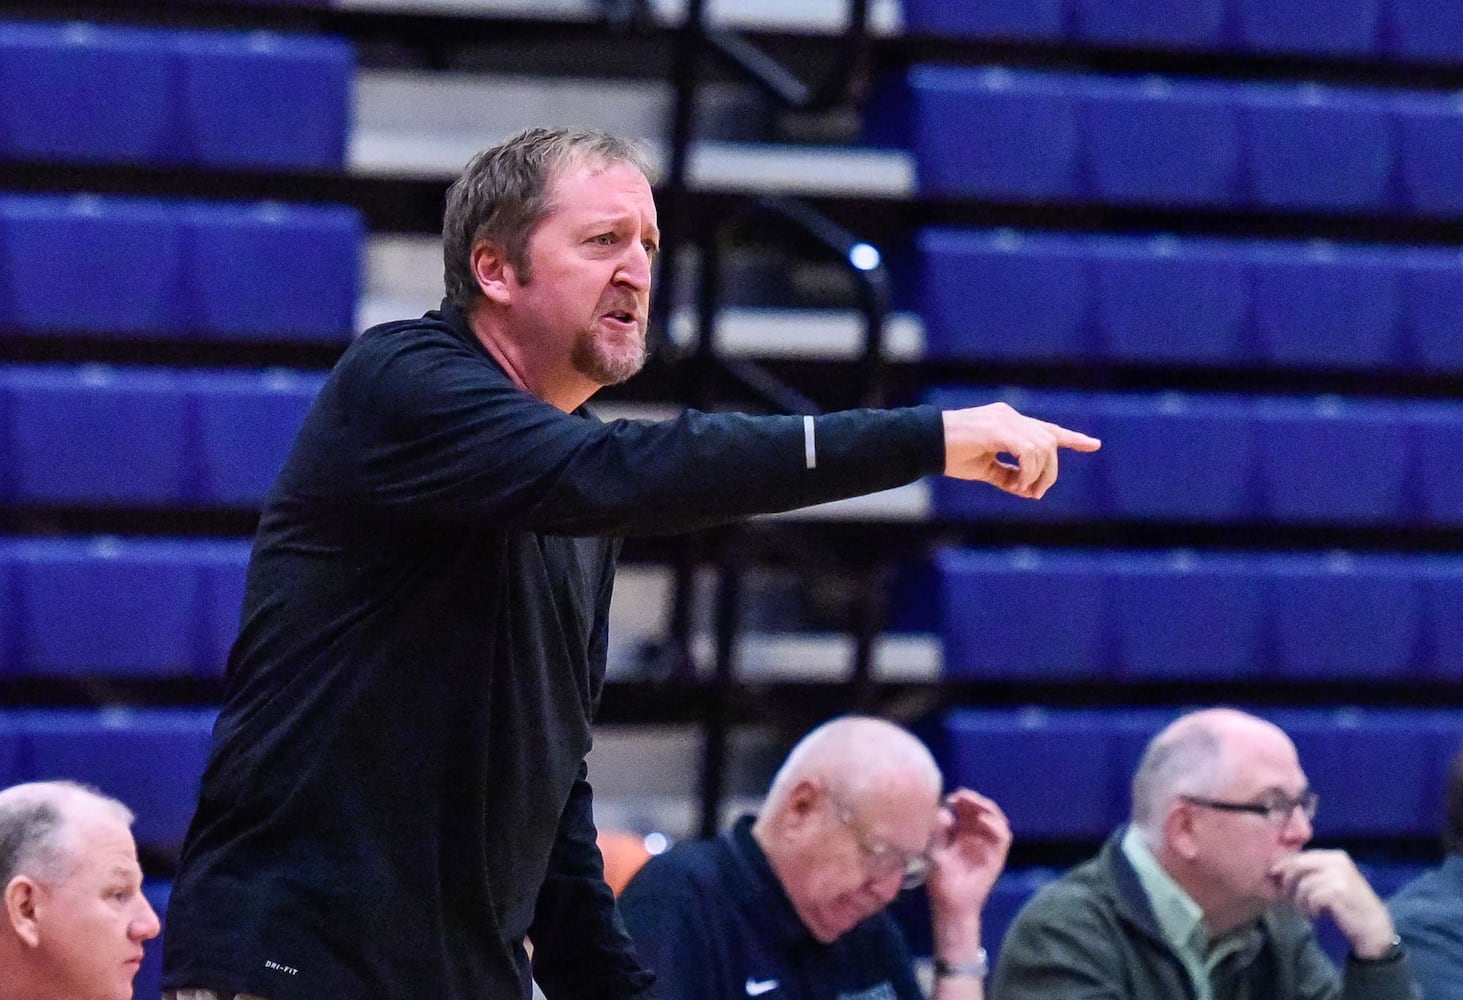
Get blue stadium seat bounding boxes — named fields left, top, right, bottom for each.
left=1074, top=0, right=1228, bottom=49
left=1388, top=0, right=1463, bottom=64
left=925, top=389, right=1103, bottom=522
left=1404, top=249, right=1463, bottom=373
left=0, top=542, right=13, bottom=676
left=0, top=22, right=180, bottom=165
left=13, top=539, right=203, bottom=678
left=1241, top=85, right=1395, bottom=212
left=190, top=369, right=325, bottom=505
left=1264, top=708, right=1437, bottom=838
left=1080, top=76, right=1243, bottom=207
left=901, top=0, right=1068, bottom=42
left=935, top=549, right=1109, bottom=681
left=1235, top=0, right=1383, bottom=57
left=1420, top=559, right=1463, bottom=681
left=0, top=711, right=22, bottom=786
left=1249, top=241, right=1403, bottom=370
left=1408, top=404, right=1463, bottom=527
left=194, top=541, right=251, bottom=679
left=0, top=195, right=187, bottom=336
left=175, top=30, right=351, bottom=170
left=137, top=880, right=172, bottom=1000
left=1253, top=396, right=1410, bottom=524
left=1394, top=94, right=1463, bottom=217
left=942, top=709, right=1123, bottom=839
left=17, top=708, right=216, bottom=853
left=917, top=230, right=1094, bottom=364
left=1267, top=554, right=1425, bottom=681
left=3, top=366, right=192, bottom=505
left=184, top=202, right=361, bottom=341
left=1110, top=551, right=1266, bottom=681
left=901, top=67, right=1082, bottom=201
left=1094, top=393, right=1259, bottom=521
left=1091, top=236, right=1250, bottom=366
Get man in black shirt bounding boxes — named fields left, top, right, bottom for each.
left=161, top=127, right=1100, bottom=1000
left=620, top=717, right=1011, bottom=1000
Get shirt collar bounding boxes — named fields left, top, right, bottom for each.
left=726, top=815, right=815, bottom=948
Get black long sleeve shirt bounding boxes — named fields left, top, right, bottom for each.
left=162, top=302, right=945, bottom=1000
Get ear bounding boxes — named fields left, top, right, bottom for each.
left=1164, top=800, right=1201, bottom=862
left=5, top=876, right=43, bottom=948
left=470, top=240, right=515, bottom=306
left=780, top=780, right=826, bottom=836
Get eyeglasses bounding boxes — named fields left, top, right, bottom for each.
left=831, top=799, right=933, bottom=890
left=1182, top=789, right=1319, bottom=826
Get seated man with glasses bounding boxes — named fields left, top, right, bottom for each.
left=993, top=707, right=1415, bottom=1000
left=619, top=716, right=1011, bottom=1000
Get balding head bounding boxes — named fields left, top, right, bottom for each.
left=762, top=716, right=943, bottom=815
left=752, top=717, right=945, bottom=943
left=0, top=781, right=134, bottom=889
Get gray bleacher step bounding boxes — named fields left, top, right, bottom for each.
left=337, top=0, right=904, bottom=35
left=349, top=69, right=916, bottom=196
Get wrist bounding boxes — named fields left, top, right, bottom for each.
left=934, top=948, right=989, bottom=980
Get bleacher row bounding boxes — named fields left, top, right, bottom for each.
left=934, top=548, right=1463, bottom=682
left=902, top=0, right=1463, bottom=63
left=0, top=195, right=360, bottom=341
left=4, top=367, right=1459, bottom=527
left=918, top=230, right=1463, bottom=372
left=875, top=66, right=1463, bottom=214
left=0, top=367, right=322, bottom=505
left=0, top=703, right=1449, bottom=854
left=926, top=387, right=1463, bottom=526
left=0, top=21, right=350, bottom=170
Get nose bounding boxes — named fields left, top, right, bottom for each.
left=131, top=896, right=162, bottom=941
left=1281, top=804, right=1313, bottom=845
left=616, top=241, right=653, bottom=293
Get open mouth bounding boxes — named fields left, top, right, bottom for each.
left=603, top=309, right=637, bottom=326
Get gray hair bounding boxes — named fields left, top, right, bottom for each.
left=0, top=781, right=134, bottom=887
left=441, top=126, right=654, bottom=312
left=1130, top=717, right=1229, bottom=843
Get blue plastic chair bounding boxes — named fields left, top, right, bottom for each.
left=905, top=67, right=1083, bottom=201
left=1073, top=0, right=1228, bottom=49
left=1394, top=93, right=1463, bottom=217
left=1241, top=84, right=1395, bottom=212
left=0, top=22, right=181, bottom=165
left=1235, top=0, right=1383, bottom=57
left=917, top=229, right=1094, bottom=364
left=4, top=365, right=192, bottom=505
left=1402, top=248, right=1463, bottom=374
left=901, top=0, right=1068, bottom=42
left=936, top=548, right=1110, bottom=681
left=1266, top=554, right=1425, bottom=681
left=1110, top=550, right=1266, bottom=680
left=14, top=539, right=202, bottom=678
left=1388, top=0, right=1463, bottom=64
left=190, top=369, right=326, bottom=505
left=1080, top=76, right=1243, bottom=207
left=1253, top=396, right=1410, bottom=524
left=1094, top=392, right=1260, bottom=521
left=18, top=707, right=217, bottom=853
left=175, top=30, right=352, bottom=170
left=1249, top=240, right=1404, bottom=370
left=0, top=195, right=187, bottom=336
left=183, top=201, right=361, bottom=341
left=1091, top=235, right=1251, bottom=366
left=1407, top=403, right=1463, bottom=527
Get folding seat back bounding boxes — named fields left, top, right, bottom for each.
left=1092, top=235, right=1250, bottom=366
left=1393, top=93, right=1463, bottom=217
left=936, top=548, right=1110, bottom=681
left=1080, top=76, right=1243, bottom=207
left=1235, top=0, right=1383, bottom=56
left=1074, top=0, right=1228, bottom=48
left=1402, top=248, right=1463, bottom=373
left=5, top=365, right=192, bottom=505
left=1241, top=85, right=1395, bottom=212
left=1407, top=403, right=1463, bottom=528
left=191, top=369, right=327, bottom=506
left=1388, top=0, right=1463, bottom=64
left=902, top=0, right=1068, bottom=42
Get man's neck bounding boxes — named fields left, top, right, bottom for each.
left=468, top=310, right=596, bottom=414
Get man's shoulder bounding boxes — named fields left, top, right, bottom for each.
left=1389, top=862, right=1463, bottom=924
left=623, top=837, right=730, bottom=900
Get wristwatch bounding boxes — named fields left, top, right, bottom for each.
left=934, top=948, right=989, bottom=979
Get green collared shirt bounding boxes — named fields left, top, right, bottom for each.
left=1121, top=827, right=1259, bottom=1000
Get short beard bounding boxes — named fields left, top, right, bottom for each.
left=573, top=326, right=647, bottom=386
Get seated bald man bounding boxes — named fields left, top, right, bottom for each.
left=992, top=708, right=1416, bottom=1000
left=0, top=780, right=162, bottom=1000
left=619, top=716, right=1011, bottom=1000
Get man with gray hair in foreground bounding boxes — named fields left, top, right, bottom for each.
left=992, top=708, right=1415, bottom=1000
left=620, top=716, right=1011, bottom=1000
left=0, top=780, right=161, bottom=1000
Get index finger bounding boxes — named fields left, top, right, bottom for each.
left=1045, top=422, right=1102, bottom=452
